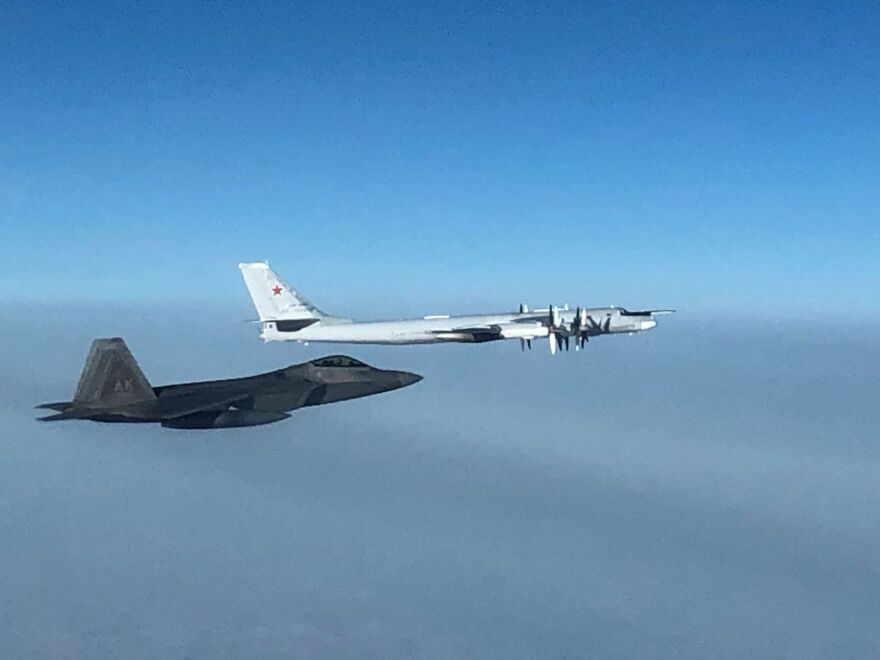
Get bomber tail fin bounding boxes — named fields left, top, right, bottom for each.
left=72, top=338, right=156, bottom=408
left=238, top=261, right=328, bottom=321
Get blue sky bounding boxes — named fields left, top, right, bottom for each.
left=2, top=2, right=878, bottom=314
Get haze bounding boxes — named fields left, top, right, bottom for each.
left=1, top=305, right=878, bottom=658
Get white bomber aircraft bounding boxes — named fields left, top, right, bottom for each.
left=239, top=262, right=673, bottom=354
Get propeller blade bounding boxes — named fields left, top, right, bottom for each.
left=549, top=304, right=561, bottom=329
left=549, top=333, right=557, bottom=355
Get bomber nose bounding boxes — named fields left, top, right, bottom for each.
left=395, top=371, right=423, bottom=388
left=639, top=319, right=657, bottom=330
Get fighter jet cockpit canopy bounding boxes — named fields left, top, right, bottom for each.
left=309, top=355, right=369, bottom=368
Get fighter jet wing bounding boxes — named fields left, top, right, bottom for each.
left=36, top=392, right=255, bottom=423
left=159, top=392, right=254, bottom=420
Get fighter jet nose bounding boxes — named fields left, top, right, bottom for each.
left=396, top=371, right=423, bottom=388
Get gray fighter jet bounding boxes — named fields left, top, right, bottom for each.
left=37, top=338, right=422, bottom=429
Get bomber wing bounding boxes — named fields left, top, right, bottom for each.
left=430, top=321, right=547, bottom=342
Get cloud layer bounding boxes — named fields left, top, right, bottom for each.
left=1, top=305, right=878, bottom=659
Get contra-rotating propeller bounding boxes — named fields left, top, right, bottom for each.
left=548, top=305, right=564, bottom=354
left=571, top=307, right=589, bottom=350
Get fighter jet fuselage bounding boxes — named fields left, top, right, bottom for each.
left=38, top=339, right=421, bottom=429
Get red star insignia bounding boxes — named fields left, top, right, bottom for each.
left=272, top=285, right=283, bottom=296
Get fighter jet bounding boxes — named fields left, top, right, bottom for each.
left=239, top=261, right=674, bottom=354
left=37, top=338, right=422, bottom=429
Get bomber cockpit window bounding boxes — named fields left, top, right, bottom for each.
left=311, top=356, right=368, bottom=368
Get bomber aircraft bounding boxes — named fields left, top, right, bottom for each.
left=240, top=262, right=673, bottom=355
left=37, top=338, right=422, bottom=429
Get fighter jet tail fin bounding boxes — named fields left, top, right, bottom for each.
left=72, top=338, right=157, bottom=408
left=238, top=261, right=329, bottom=321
